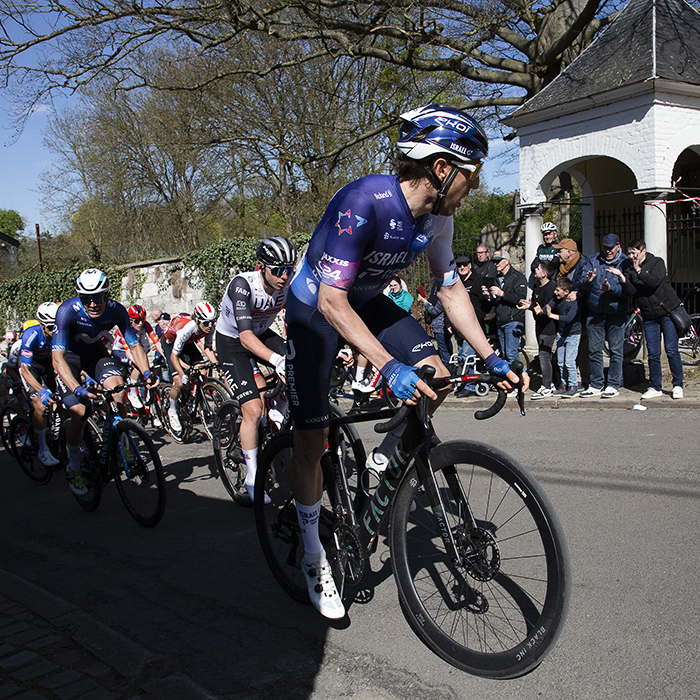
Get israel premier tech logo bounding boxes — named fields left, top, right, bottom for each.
left=336, top=209, right=352, bottom=236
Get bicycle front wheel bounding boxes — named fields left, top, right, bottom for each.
left=213, top=400, right=250, bottom=506
left=111, top=419, right=166, bottom=527
left=1, top=402, right=20, bottom=456
left=199, top=379, right=232, bottom=441
left=390, top=440, right=570, bottom=679
left=9, top=415, right=52, bottom=484
left=678, top=314, right=700, bottom=366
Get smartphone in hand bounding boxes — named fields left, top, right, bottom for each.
left=418, top=285, right=425, bottom=297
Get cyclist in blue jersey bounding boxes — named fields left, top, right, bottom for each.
left=285, top=105, right=529, bottom=619
left=19, top=302, right=61, bottom=467
left=52, top=269, right=157, bottom=495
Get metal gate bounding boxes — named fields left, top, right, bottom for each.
left=667, top=203, right=700, bottom=313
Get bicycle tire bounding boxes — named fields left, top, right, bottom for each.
left=212, top=399, right=250, bottom=506
left=111, top=419, right=166, bottom=527
left=199, top=378, right=233, bottom=441
left=254, top=406, right=366, bottom=605
left=389, top=440, right=570, bottom=679
left=1, top=402, right=20, bottom=456
left=603, top=314, right=645, bottom=361
left=8, top=415, right=53, bottom=484
left=158, top=384, right=191, bottom=443
left=518, top=347, right=531, bottom=375
left=678, top=314, right=700, bottom=366
left=60, top=419, right=104, bottom=512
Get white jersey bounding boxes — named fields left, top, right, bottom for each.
left=216, top=270, right=287, bottom=339
left=7, top=340, right=22, bottom=369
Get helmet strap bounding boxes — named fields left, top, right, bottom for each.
left=431, top=166, right=459, bottom=216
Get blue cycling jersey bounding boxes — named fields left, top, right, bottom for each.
left=20, top=325, right=52, bottom=366
left=290, top=174, right=458, bottom=309
left=52, top=297, right=138, bottom=356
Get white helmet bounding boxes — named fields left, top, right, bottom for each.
left=541, top=222, right=558, bottom=234
left=193, top=302, right=217, bottom=323
left=37, top=302, right=59, bottom=325
left=76, top=269, right=110, bottom=295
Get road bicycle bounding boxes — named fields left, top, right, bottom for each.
left=8, top=400, right=63, bottom=484
left=674, top=288, right=700, bottom=365
left=65, top=381, right=166, bottom=527
left=603, top=307, right=644, bottom=361
left=329, top=351, right=398, bottom=410
left=158, top=361, right=232, bottom=443
left=254, top=363, right=570, bottom=678
left=213, top=366, right=291, bottom=506
left=0, top=379, right=29, bottom=457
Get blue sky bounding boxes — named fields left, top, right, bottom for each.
left=1, top=108, right=520, bottom=237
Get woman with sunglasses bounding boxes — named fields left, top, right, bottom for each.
left=215, top=236, right=297, bottom=503
left=160, top=302, right=218, bottom=433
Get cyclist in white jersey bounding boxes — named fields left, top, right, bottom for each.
left=216, top=236, right=297, bottom=502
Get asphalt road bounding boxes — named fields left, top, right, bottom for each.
left=1, top=403, right=699, bottom=700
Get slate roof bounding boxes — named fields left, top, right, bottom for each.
left=507, top=0, right=700, bottom=120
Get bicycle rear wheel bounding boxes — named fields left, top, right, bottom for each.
left=213, top=399, right=250, bottom=506
left=390, top=440, right=570, bottom=679
left=255, top=407, right=366, bottom=605
left=200, top=379, right=232, bottom=441
left=678, top=314, right=700, bottom=366
left=9, top=415, right=52, bottom=484
left=111, top=419, right=166, bottom=527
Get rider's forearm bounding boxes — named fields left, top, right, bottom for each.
left=318, top=284, right=394, bottom=371
left=239, top=330, right=276, bottom=364
left=19, top=365, right=43, bottom=394
left=438, top=283, right=494, bottom=360
left=52, top=350, right=80, bottom=393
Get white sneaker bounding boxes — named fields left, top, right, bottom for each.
left=67, top=467, right=88, bottom=496
left=580, top=387, right=602, bottom=398
left=641, top=388, right=663, bottom=400
left=507, top=389, right=518, bottom=398
left=530, top=387, right=553, bottom=400
left=167, top=407, right=182, bottom=433
left=601, top=387, right=619, bottom=398
left=301, top=553, right=345, bottom=620
left=351, top=379, right=373, bottom=393
left=37, top=449, right=60, bottom=467
left=366, top=449, right=389, bottom=478
left=128, top=391, right=143, bottom=409
left=152, top=415, right=163, bottom=428
left=672, top=386, right=684, bottom=400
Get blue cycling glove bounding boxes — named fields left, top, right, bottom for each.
left=380, top=359, right=420, bottom=401
left=484, top=353, right=512, bottom=376
left=74, top=386, right=91, bottom=401
left=39, top=388, right=53, bottom=406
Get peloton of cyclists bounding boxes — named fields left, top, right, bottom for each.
left=18, top=302, right=61, bottom=467
left=160, top=303, right=218, bottom=433
left=215, top=236, right=297, bottom=502
left=284, top=104, right=527, bottom=619
left=52, top=269, right=157, bottom=495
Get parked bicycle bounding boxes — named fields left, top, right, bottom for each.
left=159, top=361, right=232, bottom=443
left=254, top=363, right=570, bottom=679
left=66, top=381, right=166, bottom=527
left=675, top=288, right=700, bottom=365
left=603, top=306, right=645, bottom=361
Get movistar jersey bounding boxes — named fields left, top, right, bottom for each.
left=216, top=270, right=287, bottom=339
left=20, top=324, right=52, bottom=366
left=52, top=298, right=138, bottom=355
left=290, top=174, right=458, bottom=309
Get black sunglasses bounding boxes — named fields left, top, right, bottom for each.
left=268, top=265, right=293, bottom=277
left=199, top=320, right=214, bottom=327
left=80, top=293, right=107, bottom=306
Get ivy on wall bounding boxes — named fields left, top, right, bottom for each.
left=173, top=233, right=312, bottom=306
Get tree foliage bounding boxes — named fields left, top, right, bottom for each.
left=0, top=209, right=24, bottom=240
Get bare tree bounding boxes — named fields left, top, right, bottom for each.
left=1, top=0, right=633, bottom=140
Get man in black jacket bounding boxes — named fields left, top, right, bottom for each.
left=608, top=238, right=684, bottom=400
left=482, top=250, right=527, bottom=365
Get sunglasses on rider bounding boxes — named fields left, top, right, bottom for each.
left=80, top=293, right=107, bottom=306
left=268, top=265, right=294, bottom=277
left=199, top=320, right=214, bottom=327
left=455, top=161, right=483, bottom=181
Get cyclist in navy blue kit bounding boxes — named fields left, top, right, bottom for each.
left=284, top=104, right=528, bottom=619
left=52, top=269, right=157, bottom=495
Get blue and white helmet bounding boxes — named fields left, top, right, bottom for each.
left=76, top=269, right=110, bottom=295
left=397, top=105, right=488, bottom=164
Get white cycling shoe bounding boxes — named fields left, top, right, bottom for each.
left=167, top=408, right=182, bottom=433
left=37, top=449, right=60, bottom=467
left=301, top=551, right=345, bottom=620
left=244, top=482, right=271, bottom=505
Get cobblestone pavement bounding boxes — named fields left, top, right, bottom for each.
left=0, top=570, right=215, bottom=700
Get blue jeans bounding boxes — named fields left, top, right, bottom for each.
left=497, top=321, right=524, bottom=364
left=456, top=337, right=477, bottom=391
left=433, top=325, right=453, bottom=365
left=587, top=313, right=625, bottom=389
left=556, top=332, right=581, bottom=388
left=643, top=315, right=683, bottom=389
